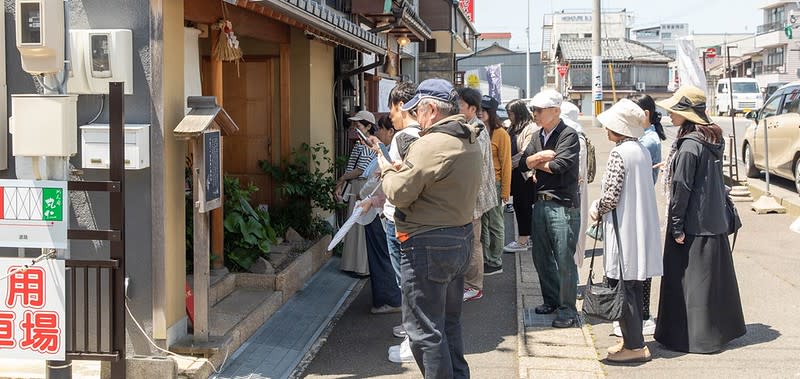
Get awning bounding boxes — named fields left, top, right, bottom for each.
left=174, top=97, right=239, bottom=139
left=354, top=0, right=431, bottom=42
left=244, top=0, right=387, bottom=55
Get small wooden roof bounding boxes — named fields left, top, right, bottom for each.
left=173, top=96, right=239, bottom=139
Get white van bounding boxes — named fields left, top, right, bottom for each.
left=715, top=78, right=763, bottom=116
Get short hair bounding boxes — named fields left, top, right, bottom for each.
left=418, top=97, right=459, bottom=117
left=388, top=82, right=417, bottom=107
left=377, top=115, right=395, bottom=131
left=457, top=87, right=481, bottom=110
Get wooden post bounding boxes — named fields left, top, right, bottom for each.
left=192, top=136, right=210, bottom=342
left=280, top=43, right=291, bottom=161
left=210, top=29, right=225, bottom=270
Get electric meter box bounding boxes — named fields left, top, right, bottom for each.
left=9, top=94, right=77, bottom=156
left=80, top=124, right=150, bottom=170
left=67, top=29, right=133, bottom=95
left=15, top=0, right=65, bottom=74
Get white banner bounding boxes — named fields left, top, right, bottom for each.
left=592, top=56, right=603, bottom=101
left=0, top=258, right=66, bottom=360
left=675, top=37, right=707, bottom=94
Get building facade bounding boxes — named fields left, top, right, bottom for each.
left=541, top=9, right=633, bottom=89
left=458, top=44, right=544, bottom=100
left=632, top=23, right=689, bottom=58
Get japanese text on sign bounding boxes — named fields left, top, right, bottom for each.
left=0, top=259, right=66, bottom=360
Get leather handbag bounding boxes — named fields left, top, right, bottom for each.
left=582, top=210, right=626, bottom=322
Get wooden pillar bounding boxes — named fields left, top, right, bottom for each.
left=210, top=29, right=225, bottom=270
left=192, top=137, right=209, bottom=342
left=280, top=43, right=291, bottom=161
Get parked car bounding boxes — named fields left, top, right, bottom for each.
left=764, top=81, right=788, bottom=102
left=743, top=82, right=800, bottom=194
left=716, top=78, right=763, bottom=116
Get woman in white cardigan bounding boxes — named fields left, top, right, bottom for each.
left=589, top=99, right=663, bottom=363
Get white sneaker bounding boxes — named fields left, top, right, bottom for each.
left=503, top=241, right=529, bottom=253
left=463, top=287, right=483, bottom=302
left=642, top=318, right=656, bottom=336
left=612, top=321, right=622, bottom=337
left=388, top=337, right=414, bottom=363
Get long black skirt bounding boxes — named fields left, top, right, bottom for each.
left=654, top=233, right=746, bottom=353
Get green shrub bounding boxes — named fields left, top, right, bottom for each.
left=222, top=177, right=277, bottom=271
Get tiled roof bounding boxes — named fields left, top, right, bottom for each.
left=557, top=38, right=673, bottom=63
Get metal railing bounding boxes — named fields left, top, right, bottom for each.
left=757, top=21, right=783, bottom=34
left=65, top=260, right=120, bottom=360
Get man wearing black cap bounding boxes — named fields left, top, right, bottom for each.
left=379, top=78, right=482, bottom=378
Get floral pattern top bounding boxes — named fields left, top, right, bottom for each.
left=595, top=137, right=638, bottom=216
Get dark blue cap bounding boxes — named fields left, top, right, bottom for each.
left=401, top=79, right=457, bottom=111
left=480, top=95, right=499, bottom=111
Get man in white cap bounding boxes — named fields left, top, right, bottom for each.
left=519, top=89, right=581, bottom=328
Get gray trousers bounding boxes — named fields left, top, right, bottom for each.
left=607, top=279, right=645, bottom=349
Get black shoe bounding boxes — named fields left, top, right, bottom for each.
left=483, top=263, right=503, bottom=276
left=552, top=317, right=577, bottom=328
left=534, top=304, right=557, bottom=314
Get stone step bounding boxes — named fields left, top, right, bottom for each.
left=173, top=287, right=283, bottom=378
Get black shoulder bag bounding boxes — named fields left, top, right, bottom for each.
left=582, top=210, right=626, bottom=321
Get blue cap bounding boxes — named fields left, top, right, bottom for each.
left=401, top=79, right=457, bottom=111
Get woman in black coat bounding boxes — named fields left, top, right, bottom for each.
left=654, top=86, right=746, bottom=353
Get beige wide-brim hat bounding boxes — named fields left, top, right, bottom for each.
left=597, top=99, right=646, bottom=138
left=656, top=85, right=713, bottom=125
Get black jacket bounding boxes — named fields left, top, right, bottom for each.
left=519, top=120, right=580, bottom=208
left=668, top=132, right=728, bottom=237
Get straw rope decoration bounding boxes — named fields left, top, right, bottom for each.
left=214, top=1, right=243, bottom=75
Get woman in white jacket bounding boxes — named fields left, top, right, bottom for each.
left=559, top=102, right=588, bottom=270
left=589, top=99, right=663, bottom=363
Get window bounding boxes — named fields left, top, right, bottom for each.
left=760, top=93, right=783, bottom=120
left=733, top=82, right=759, bottom=93
left=780, top=88, right=800, bottom=114
left=718, top=83, right=727, bottom=93
left=583, top=33, right=592, bottom=38
left=561, top=33, right=579, bottom=39
left=662, top=32, right=672, bottom=39
left=765, top=46, right=784, bottom=71
left=767, top=6, right=785, bottom=24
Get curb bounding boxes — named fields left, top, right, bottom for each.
left=516, top=250, right=605, bottom=378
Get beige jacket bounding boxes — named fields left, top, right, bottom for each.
left=381, top=115, right=482, bottom=239
left=470, top=118, right=497, bottom=219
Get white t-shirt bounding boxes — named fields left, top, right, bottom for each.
left=383, top=124, right=422, bottom=222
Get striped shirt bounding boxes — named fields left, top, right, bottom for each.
left=345, top=144, right=376, bottom=173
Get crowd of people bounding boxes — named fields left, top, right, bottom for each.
left=332, top=78, right=746, bottom=377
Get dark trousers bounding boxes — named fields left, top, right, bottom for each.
left=530, top=200, right=580, bottom=319
left=511, top=172, right=534, bottom=237
left=400, top=225, right=472, bottom=379
left=365, top=217, right=401, bottom=308
left=607, top=278, right=645, bottom=349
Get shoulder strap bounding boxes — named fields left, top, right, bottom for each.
left=611, top=210, right=625, bottom=281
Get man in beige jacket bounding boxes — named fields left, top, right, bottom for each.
left=380, top=79, right=481, bottom=379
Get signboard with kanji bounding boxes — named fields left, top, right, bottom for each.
left=0, top=258, right=66, bottom=360
left=0, top=180, right=68, bottom=249
left=459, top=0, right=474, bottom=22
left=558, top=65, right=569, bottom=77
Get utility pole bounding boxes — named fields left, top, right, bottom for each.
left=526, top=0, right=531, bottom=98
left=592, top=0, right=602, bottom=126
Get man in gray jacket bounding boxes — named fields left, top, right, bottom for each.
left=380, top=79, right=481, bottom=378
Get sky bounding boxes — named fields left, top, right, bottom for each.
left=473, top=0, right=763, bottom=52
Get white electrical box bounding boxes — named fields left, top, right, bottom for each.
left=9, top=94, right=77, bottom=156
left=15, top=0, right=64, bottom=74
left=67, top=29, right=133, bottom=95
left=80, top=124, right=149, bottom=170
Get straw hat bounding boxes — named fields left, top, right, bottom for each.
left=597, top=99, right=646, bottom=138
left=656, top=85, right=712, bottom=125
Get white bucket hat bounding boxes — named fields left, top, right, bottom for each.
left=560, top=101, right=583, bottom=133
left=597, top=99, right=646, bottom=138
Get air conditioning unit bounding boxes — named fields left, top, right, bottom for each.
left=635, top=82, right=646, bottom=91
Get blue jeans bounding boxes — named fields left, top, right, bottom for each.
left=530, top=200, right=580, bottom=319
left=364, top=217, right=401, bottom=308
left=400, top=225, right=472, bottom=379
left=385, top=220, right=402, bottom=288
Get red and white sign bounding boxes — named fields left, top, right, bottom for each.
left=0, top=258, right=66, bottom=360
left=557, top=65, right=569, bottom=77
left=705, top=48, right=717, bottom=58
left=459, top=0, right=475, bottom=22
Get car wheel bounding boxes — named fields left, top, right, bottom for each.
left=794, top=157, right=800, bottom=195
left=744, top=143, right=761, bottom=178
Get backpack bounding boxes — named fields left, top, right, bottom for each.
left=579, top=132, right=597, bottom=183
